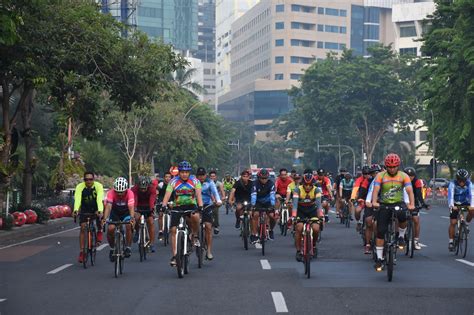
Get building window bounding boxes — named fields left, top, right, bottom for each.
left=340, top=9, right=347, bottom=17
left=325, top=25, right=339, bottom=33
left=292, top=4, right=315, bottom=13
left=419, top=130, right=428, bottom=142
left=276, top=4, right=284, bottom=12
left=275, top=56, right=284, bottom=64
left=275, top=39, right=284, bottom=46
left=318, top=7, right=324, bottom=14
left=339, top=43, right=346, bottom=50
left=400, top=25, right=417, bottom=37
left=291, top=4, right=300, bottom=12
left=317, top=41, right=323, bottom=48
left=291, top=39, right=314, bottom=47
left=400, top=47, right=417, bottom=55
left=325, top=42, right=339, bottom=50
left=340, top=26, right=347, bottom=34
left=290, top=73, right=302, bottom=80
left=274, top=73, right=284, bottom=80
left=325, top=8, right=339, bottom=16
left=317, top=24, right=324, bottom=31
left=291, top=22, right=314, bottom=30
left=366, top=7, right=380, bottom=23
left=365, top=25, right=380, bottom=40
left=275, top=22, right=284, bottom=30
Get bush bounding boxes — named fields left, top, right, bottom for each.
left=30, top=203, right=50, bottom=224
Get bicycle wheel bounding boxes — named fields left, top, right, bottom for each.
left=119, top=231, right=125, bottom=275
left=90, top=227, right=97, bottom=266
left=176, top=232, right=184, bottom=278
left=460, top=223, right=468, bottom=258
left=114, top=231, right=121, bottom=278
left=405, top=220, right=412, bottom=256
left=387, top=245, right=394, bottom=282
left=305, top=232, right=311, bottom=279
left=242, top=216, right=249, bottom=250
left=345, top=210, right=350, bottom=228
left=282, top=212, right=288, bottom=236
left=139, top=225, right=145, bottom=262
left=163, top=215, right=169, bottom=247
left=184, top=240, right=190, bottom=275
left=197, top=226, right=203, bottom=268
left=226, top=203, right=230, bottom=215
left=260, top=223, right=265, bottom=256
left=455, top=222, right=461, bottom=256
left=82, top=225, right=89, bottom=269
left=409, top=221, right=415, bottom=258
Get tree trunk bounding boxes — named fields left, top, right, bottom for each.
left=21, top=89, right=35, bottom=208
left=128, top=158, right=132, bottom=186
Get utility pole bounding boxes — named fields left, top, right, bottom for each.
left=319, top=143, right=356, bottom=175
left=431, top=110, right=436, bottom=201
left=227, top=140, right=240, bottom=174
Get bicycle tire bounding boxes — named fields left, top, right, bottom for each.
left=260, top=222, right=265, bottom=256
left=409, top=221, right=415, bottom=258
left=90, top=226, right=96, bottom=266
left=243, top=216, right=249, bottom=250
left=120, top=231, right=125, bottom=275
left=82, top=225, right=89, bottom=269
left=282, top=211, right=288, bottom=236
left=455, top=222, right=461, bottom=256
left=184, top=249, right=190, bottom=275
left=460, top=223, right=468, bottom=258
left=405, top=220, right=412, bottom=256
left=176, top=232, right=184, bottom=278
left=387, top=245, right=394, bottom=282
left=114, top=231, right=121, bottom=278
left=197, top=226, right=203, bottom=268
left=226, top=203, right=229, bottom=215
left=305, top=230, right=311, bottom=279
left=139, top=224, right=145, bottom=262
left=163, top=215, right=169, bottom=247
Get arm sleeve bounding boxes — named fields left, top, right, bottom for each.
left=448, top=181, right=454, bottom=207
left=469, top=182, right=474, bottom=207
left=149, top=187, right=157, bottom=210
left=366, top=181, right=375, bottom=203
left=96, top=183, right=104, bottom=213
left=270, top=184, right=276, bottom=206
left=127, top=190, right=135, bottom=207
left=403, top=188, right=409, bottom=204
left=74, top=183, right=83, bottom=212
left=351, top=178, right=361, bottom=200
left=211, top=181, right=222, bottom=203
left=291, top=187, right=299, bottom=216
left=251, top=183, right=257, bottom=206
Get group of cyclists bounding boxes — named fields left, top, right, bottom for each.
left=72, top=152, right=474, bottom=275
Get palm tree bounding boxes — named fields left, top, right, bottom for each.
left=169, top=68, right=207, bottom=99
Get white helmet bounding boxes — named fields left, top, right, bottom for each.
left=114, top=177, right=128, bottom=193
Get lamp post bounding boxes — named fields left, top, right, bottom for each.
left=431, top=109, right=436, bottom=200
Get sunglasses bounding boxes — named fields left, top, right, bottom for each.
left=84, top=178, right=94, bottom=181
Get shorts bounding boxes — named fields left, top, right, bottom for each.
left=108, top=211, right=131, bottom=223
left=363, top=207, right=375, bottom=218
left=202, top=204, right=214, bottom=224
left=450, top=203, right=470, bottom=219
left=342, top=190, right=351, bottom=200
left=78, top=212, right=99, bottom=224
left=375, top=203, right=407, bottom=239
left=136, top=206, right=154, bottom=218
left=254, top=202, right=274, bottom=213
left=321, top=196, right=330, bottom=203
left=296, top=206, right=320, bottom=220
left=170, top=205, right=197, bottom=228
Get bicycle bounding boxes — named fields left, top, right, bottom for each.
left=225, top=193, right=232, bottom=215
left=453, top=202, right=469, bottom=258
left=341, top=199, right=351, bottom=228
left=256, top=207, right=272, bottom=256
left=197, top=204, right=214, bottom=268
left=171, top=209, right=194, bottom=278
left=161, top=202, right=173, bottom=247
left=240, top=201, right=251, bottom=250
left=299, top=217, right=320, bottom=279
left=137, top=208, right=152, bottom=262
left=75, top=213, right=98, bottom=269
left=108, top=220, right=131, bottom=278
left=405, top=209, right=416, bottom=259
left=279, top=199, right=289, bottom=236
left=379, top=204, right=405, bottom=282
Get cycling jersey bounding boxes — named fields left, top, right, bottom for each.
left=131, top=184, right=157, bottom=210
left=251, top=179, right=276, bottom=207
left=201, top=178, right=221, bottom=205
left=366, top=179, right=376, bottom=203
left=106, top=189, right=135, bottom=216
left=351, top=176, right=371, bottom=200
left=291, top=185, right=322, bottom=217
left=74, top=181, right=104, bottom=214
left=223, top=178, right=235, bottom=191
left=340, top=178, right=354, bottom=191
left=233, top=179, right=252, bottom=202
left=314, top=176, right=331, bottom=196
left=166, top=175, right=202, bottom=207
left=275, top=177, right=293, bottom=196
left=448, top=180, right=473, bottom=208
left=373, top=171, right=412, bottom=204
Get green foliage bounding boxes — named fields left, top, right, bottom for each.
left=76, top=140, right=124, bottom=177
left=1, top=214, right=14, bottom=230
left=420, top=0, right=474, bottom=169
left=49, top=155, right=85, bottom=190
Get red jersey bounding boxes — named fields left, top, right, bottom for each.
left=275, top=177, right=293, bottom=196
left=106, top=189, right=135, bottom=215
left=131, top=185, right=157, bottom=210
left=351, top=176, right=371, bottom=200
left=314, top=176, right=331, bottom=196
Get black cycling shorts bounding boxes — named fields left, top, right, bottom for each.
left=78, top=212, right=99, bottom=225
left=254, top=202, right=274, bottom=213
left=170, top=205, right=197, bottom=228
left=450, top=203, right=470, bottom=219
left=297, top=206, right=318, bottom=220
left=342, top=190, right=351, bottom=200
left=109, top=211, right=131, bottom=223
left=375, top=204, right=407, bottom=239
left=202, top=204, right=214, bottom=224
left=136, top=206, right=154, bottom=218
left=364, top=206, right=374, bottom=218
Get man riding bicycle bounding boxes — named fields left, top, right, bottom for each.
left=314, top=168, right=333, bottom=223
left=351, top=165, right=372, bottom=232
left=157, top=172, right=173, bottom=239
left=339, top=172, right=354, bottom=220
left=250, top=169, right=276, bottom=243
left=275, top=168, right=293, bottom=211
left=209, top=170, right=225, bottom=234
left=447, top=169, right=474, bottom=251
left=229, top=170, right=252, bottom=229
left=73, top=171, right=104, bottom=263
left=371, top=153, right=415, bottom=271
left=161, top=161, right=204, bottom=267
left=334, top=168, right=348, bottom=219
left=131, top=176, right=157, bottom=252
left=364, top=164, right=383, bottom=254
left=292, top=170, right=323, bottom=262
left=101, top=177, right=136, bottom=262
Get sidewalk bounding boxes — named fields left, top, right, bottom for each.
left=0, top=217, right=77, bottom=248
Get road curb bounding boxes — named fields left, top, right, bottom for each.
left=0, top=217, right=76, bottom=247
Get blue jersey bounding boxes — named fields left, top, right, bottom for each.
left=251, top=179, right=276, bottom=207
left=200, top=178, right=221, bottom=206
left=448, top=180, right=473, bottom=208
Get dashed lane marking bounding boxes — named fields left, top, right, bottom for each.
left=0, top=227, right=80, bottom=250
left=441, top=216, right=450, bottom=219
left=420, top=211, right=428, bottom=215
left=260, top=259, right=271, bottom=270
left=47, top=264, right=73, bottom=275
left=0, top=299, right=6, bottom=302
left=271, top=292, right=288, bottom=313
left=97, top=244, right=109, bottom=251
left=456, top=259, right=474, bottom=267
left=419, top=243, right=428, bottom=248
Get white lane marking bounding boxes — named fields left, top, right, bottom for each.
left=271, top=292, right=288, bottom=313
left=255, top=243, right=262, bottom=249
left=97, top=243, right=109, bottom=251
left=47, top=264, right=73, bottom=274
left=420, top=211, right=428, bottom=215
left=0, top=226, right=80, bottom=250
left=456, top=259, right=474, bottom=267
left=441, top=216, right=450, bottom=219
left=419, top=243, right=428, bottom=248
left=0, top=299, right=6, bottom=302
left=260, top=259, right=271, bottom=270
left=329, top=210, right=336, bottom=214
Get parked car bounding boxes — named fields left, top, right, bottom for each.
left=428, top=178, right=450, bottom=189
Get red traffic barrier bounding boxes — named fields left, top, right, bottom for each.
left=48, top=206, right=59, bottom=219
left=24, top=209, right=38, bottom=224
left=12, top=211, right=27, bottom=226
left=62, top=205, right=72, bottom=217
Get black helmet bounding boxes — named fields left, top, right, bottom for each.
left=404, top=167, right=416, bottom=177
left=138, top=176, right=151, bottom=189
left=362, top=165, right=371, bottom=175
left=257, top=168, right=269, bottom=179
left=317, top=168, right=325, bottom=176
left=370, top=164, right=382, bottom=173
left=196, top=167, right=206, bottom=176
left=456, top=169, right=469, bottom=181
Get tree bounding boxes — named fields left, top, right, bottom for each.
left=287, top=46, right=419, bottom=166
left=170, top=68, right=207, bottom=99
left=420, top=0, right=474, bottom=169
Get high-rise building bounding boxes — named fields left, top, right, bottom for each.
left=218, top=0, right=417, bottom=140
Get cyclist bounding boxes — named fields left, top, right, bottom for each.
left=209, top=170, right=225, bottom=234
left=131, top=176, right=157, bottom=252
left=101, top=177, right=136, bottom=262
left=223, top=172, right=236, bottom=195
left=292, top=170, right=323, bottom=262
left=372, top=153, right=415, bottom=271
left=290, top=169, right=297, bottom=180
left=447, top=169, right=474, bottom=251
left=351, top=165, right=372, bottom=231
left=250, top=168, right=276, bottom=243
left=73, top=171, right=104, bottom=263
left=275, top=168, right=293, bottom=211
left=196, top=167, right=222, bottom=260
left=339, top=172, right=354, bottom=220
left=314, top=168, right=333, bottom=223
left=229, top=170, right=252, bottom=229
left=404, top=167, right=430, bottom=250
left=161, top=161, right=203, bottom=266
left=157, top=172, right=173, bottom=239
left=334, top=168, right=348, bottom=218
left=364, top=164, right=382, bottom=254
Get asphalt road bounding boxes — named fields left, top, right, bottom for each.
left=0, top=204, right=473, bottom=314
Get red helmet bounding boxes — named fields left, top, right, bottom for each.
left=384, top=153, right=401, bottom=167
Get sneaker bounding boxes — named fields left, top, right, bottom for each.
left=150, top=245, right=156, bottom=253
left=414, top=240, right=421, bottom=250
left=448, top=242, right=454, bottom=252
left=268, top=230, right=274, bottom=241
left=133, top=231, right=139, bottom=243
left=124, top=247, right=131, bottom=258
left=109, top=250, right=115, bottom=262
left=235, top=221, right=241, bottom=229
left=193, top=237, right=201, bottom=248
left=214, top=227, right=220, bottom=235
left=350, top=216, right=354, bottom=221
left=398, top=236, right=406, bottom=249
left=158, top=231, right=164, bottom=239
left=375, top=258, right=384, bottom=272
left=364, top=244, right=371, bottom=255
left=295, top=251, right=303, bottom=262
left=78, top=252, right=85, bottom=263
left=206, top=252, right=214, bottom=260
left=96, top=231, right=103, bottom=243
left=336, top=213, right=340, bottom=219
left=250, top=235, right=258, bottom=244
left=170, top=256, right=177, bottom=267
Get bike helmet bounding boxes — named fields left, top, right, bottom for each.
left=317, top=168, right=325, bottom=176
left=404, top=167, right=416, bottom=177
left=196, top=167, right=206, bottom=176
left=362, top=165, right=371, bottom=175
left=178, top=160, right=192, bottom=171
left=257, top=168, right=269, bottom=179
left=370, top=163, right=382, bottom=173
left=114, top=177, right=128, bottom=193
left=456, top=168, right=469, bottom=181
left=384, top=153, right=401, bottom=167
left=303, top=169, right=313, bottom=184
left=294, top=173, right=301, bottom=180
left=138, top=176, right=151, bottom=189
